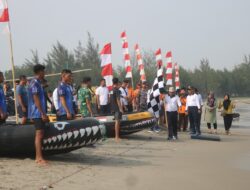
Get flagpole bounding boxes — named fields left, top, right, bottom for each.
left=6, top=0, right=18, bottom=124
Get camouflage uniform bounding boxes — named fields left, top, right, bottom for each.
left=78, top=87, right=92, bottom=117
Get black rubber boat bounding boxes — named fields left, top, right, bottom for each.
left=0, top=118, right=105, bottom=156
left=95, top=112, right=157, bottom=137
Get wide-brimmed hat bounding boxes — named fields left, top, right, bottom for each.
left=169, top=87, right=175, bottom=92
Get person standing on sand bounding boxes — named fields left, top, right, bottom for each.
left=119, top=79, right=129, bottom=112
left=195, top=88, right=203, bottom=131
left=96, top=78, right=110, bottom=115
left=165, top=87, right=181, bottom=140
left=204, top=91, right=217, bottom=134
left=57, top=69, right=75, bottom=121
left=28, top=64, right=49, bottom=165
left=178, top=88, right=188, bottom=132
left=136, top=81, right=149, bottom=112
left=218, top=94, right=235, bottom=135
left=78, top=77, right=93, bottom=117
left=111, top=78, right=124, bottom=142
left=0, top=71, right=8, bottom=125
left=185, top=86, right=201, bottom=136
left=16, top=75, right=28, bottom=124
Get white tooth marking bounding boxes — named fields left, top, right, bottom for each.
left=43, top=139, right=47, bottom=144
left=48, top=138, right=52, bottom=144
left=62, top=133, right=67, bottom=141
left=86, top=127, right=92, bottom=137
left=73, top=130, right=79, bottom=138
left=67, top=132, right=73, bottom=139
left=52, top=136, right=57, bottom=142
left=57, top=135, right=62, bottom=141
left=80, top=129, right=85, bottom=137
left=92, top=126, right=99, bottom=135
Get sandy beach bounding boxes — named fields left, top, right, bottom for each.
left=1, top=101, right=250, bottom=190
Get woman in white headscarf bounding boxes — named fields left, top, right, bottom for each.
left=204, top=91, right=217, bottom=134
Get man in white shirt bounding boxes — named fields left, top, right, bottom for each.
left=165, top=87, right=181, bottom=140
left=119, top=79, right=129, bottom=112
left=96, top=78, right=110, bottom=115
left=185, top=86, right=201, bottom=135
left=195, top=88, right=203, bottom=131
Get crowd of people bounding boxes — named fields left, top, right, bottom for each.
left=0, top=64, right=236, bottom=165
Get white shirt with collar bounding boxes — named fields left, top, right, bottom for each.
left=96, top=86, right=109, bottom=105
left=197, top=93, right=203, bottom=107
left=165, top=95, right=181, bottom=112
left=119, top=87, right=128, bottom=106
left=186, top=94, right=201, bottom=111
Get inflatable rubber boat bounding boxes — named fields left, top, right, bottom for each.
left=48, top=111, right=156, bottom=138
left=95, top=112, right=157, bottom=137
left=0, top=118, right=105, bottom=156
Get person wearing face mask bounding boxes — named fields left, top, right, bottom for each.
left=165, top=87, right=181, bottom=140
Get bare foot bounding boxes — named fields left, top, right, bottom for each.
left=115, top=138, right=121, bottom=143
left=35, top=159, right=49, bottom=166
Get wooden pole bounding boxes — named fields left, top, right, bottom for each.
left=6, top=0, right=18, bottom=124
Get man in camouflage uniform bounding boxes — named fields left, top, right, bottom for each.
left=78, top=77, right=93, bottom=117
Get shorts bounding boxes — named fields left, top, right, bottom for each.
left=33, top=118, right=46, bottom=130
left=17, top=105, right=28, bottom=118
left=114, top=111, right=122, bottom=121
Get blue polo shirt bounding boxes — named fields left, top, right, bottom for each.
left=0, top=85, right=7, bottom=114
left=28, top=78, right=46, bottom=119
left=16, top=85, right=28, bottom=107
left=57, top=82, right=74, bottom=116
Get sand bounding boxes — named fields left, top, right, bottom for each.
left=1, top=102, right=250, bottom=190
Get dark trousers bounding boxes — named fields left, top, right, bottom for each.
left=223, top=114, right=233, bottom=131
left=167, top=111, right=178, bottom=138
left=100, top=105, right=110, bottom=115
left=188, top=106, right=200, bottom=134
left=127, top=104, right=133, bottom=113
left=207, top=123, right=217, bottom=129
left=198, top=112, right=202, bottom=129
left=178, top=113, right=188, bottom=131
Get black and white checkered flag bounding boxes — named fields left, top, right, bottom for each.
left=147, top=68, right=165, bottom=118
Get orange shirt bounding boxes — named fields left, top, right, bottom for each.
left=127, top=87, right=134, bottom=104
left=178, top=96, right=187, bottom=114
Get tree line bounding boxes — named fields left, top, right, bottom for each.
left=4, top=33, right=250, bottom=97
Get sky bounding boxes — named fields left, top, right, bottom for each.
left=0, top=0, right=250, bottom=72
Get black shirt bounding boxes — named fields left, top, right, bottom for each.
left=112, top=87, right=121, bottom=112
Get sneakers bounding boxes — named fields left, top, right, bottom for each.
left=167, top=136, right=178, bottom=141
left=154, top=126, right=161, bottom=133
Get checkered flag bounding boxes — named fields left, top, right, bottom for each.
left=147, top=68, right=165, bottom=118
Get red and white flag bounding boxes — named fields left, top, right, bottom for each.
left=100, top=43, right=113, bottom=91
left=0, top=0, right=9, bottom=22
left=120, top=31, right=132, bottom=78
left=155, top=48, right=163, bottom=69
left=166, top=51, right=173, bottom=86
left=174, top=63, right=180, bottom=90
left=134, top=44, right=146, bottom=81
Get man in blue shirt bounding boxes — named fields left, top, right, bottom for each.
left=17, top=75, right=28, bottom=124
left=0, top=71, right=7, bottom=125
left=57, top=69, right=75, bottom=121
left=28, top=64, right=49, bottom=166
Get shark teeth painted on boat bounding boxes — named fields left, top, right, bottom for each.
left=42, top=125, right=103, bottom=151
